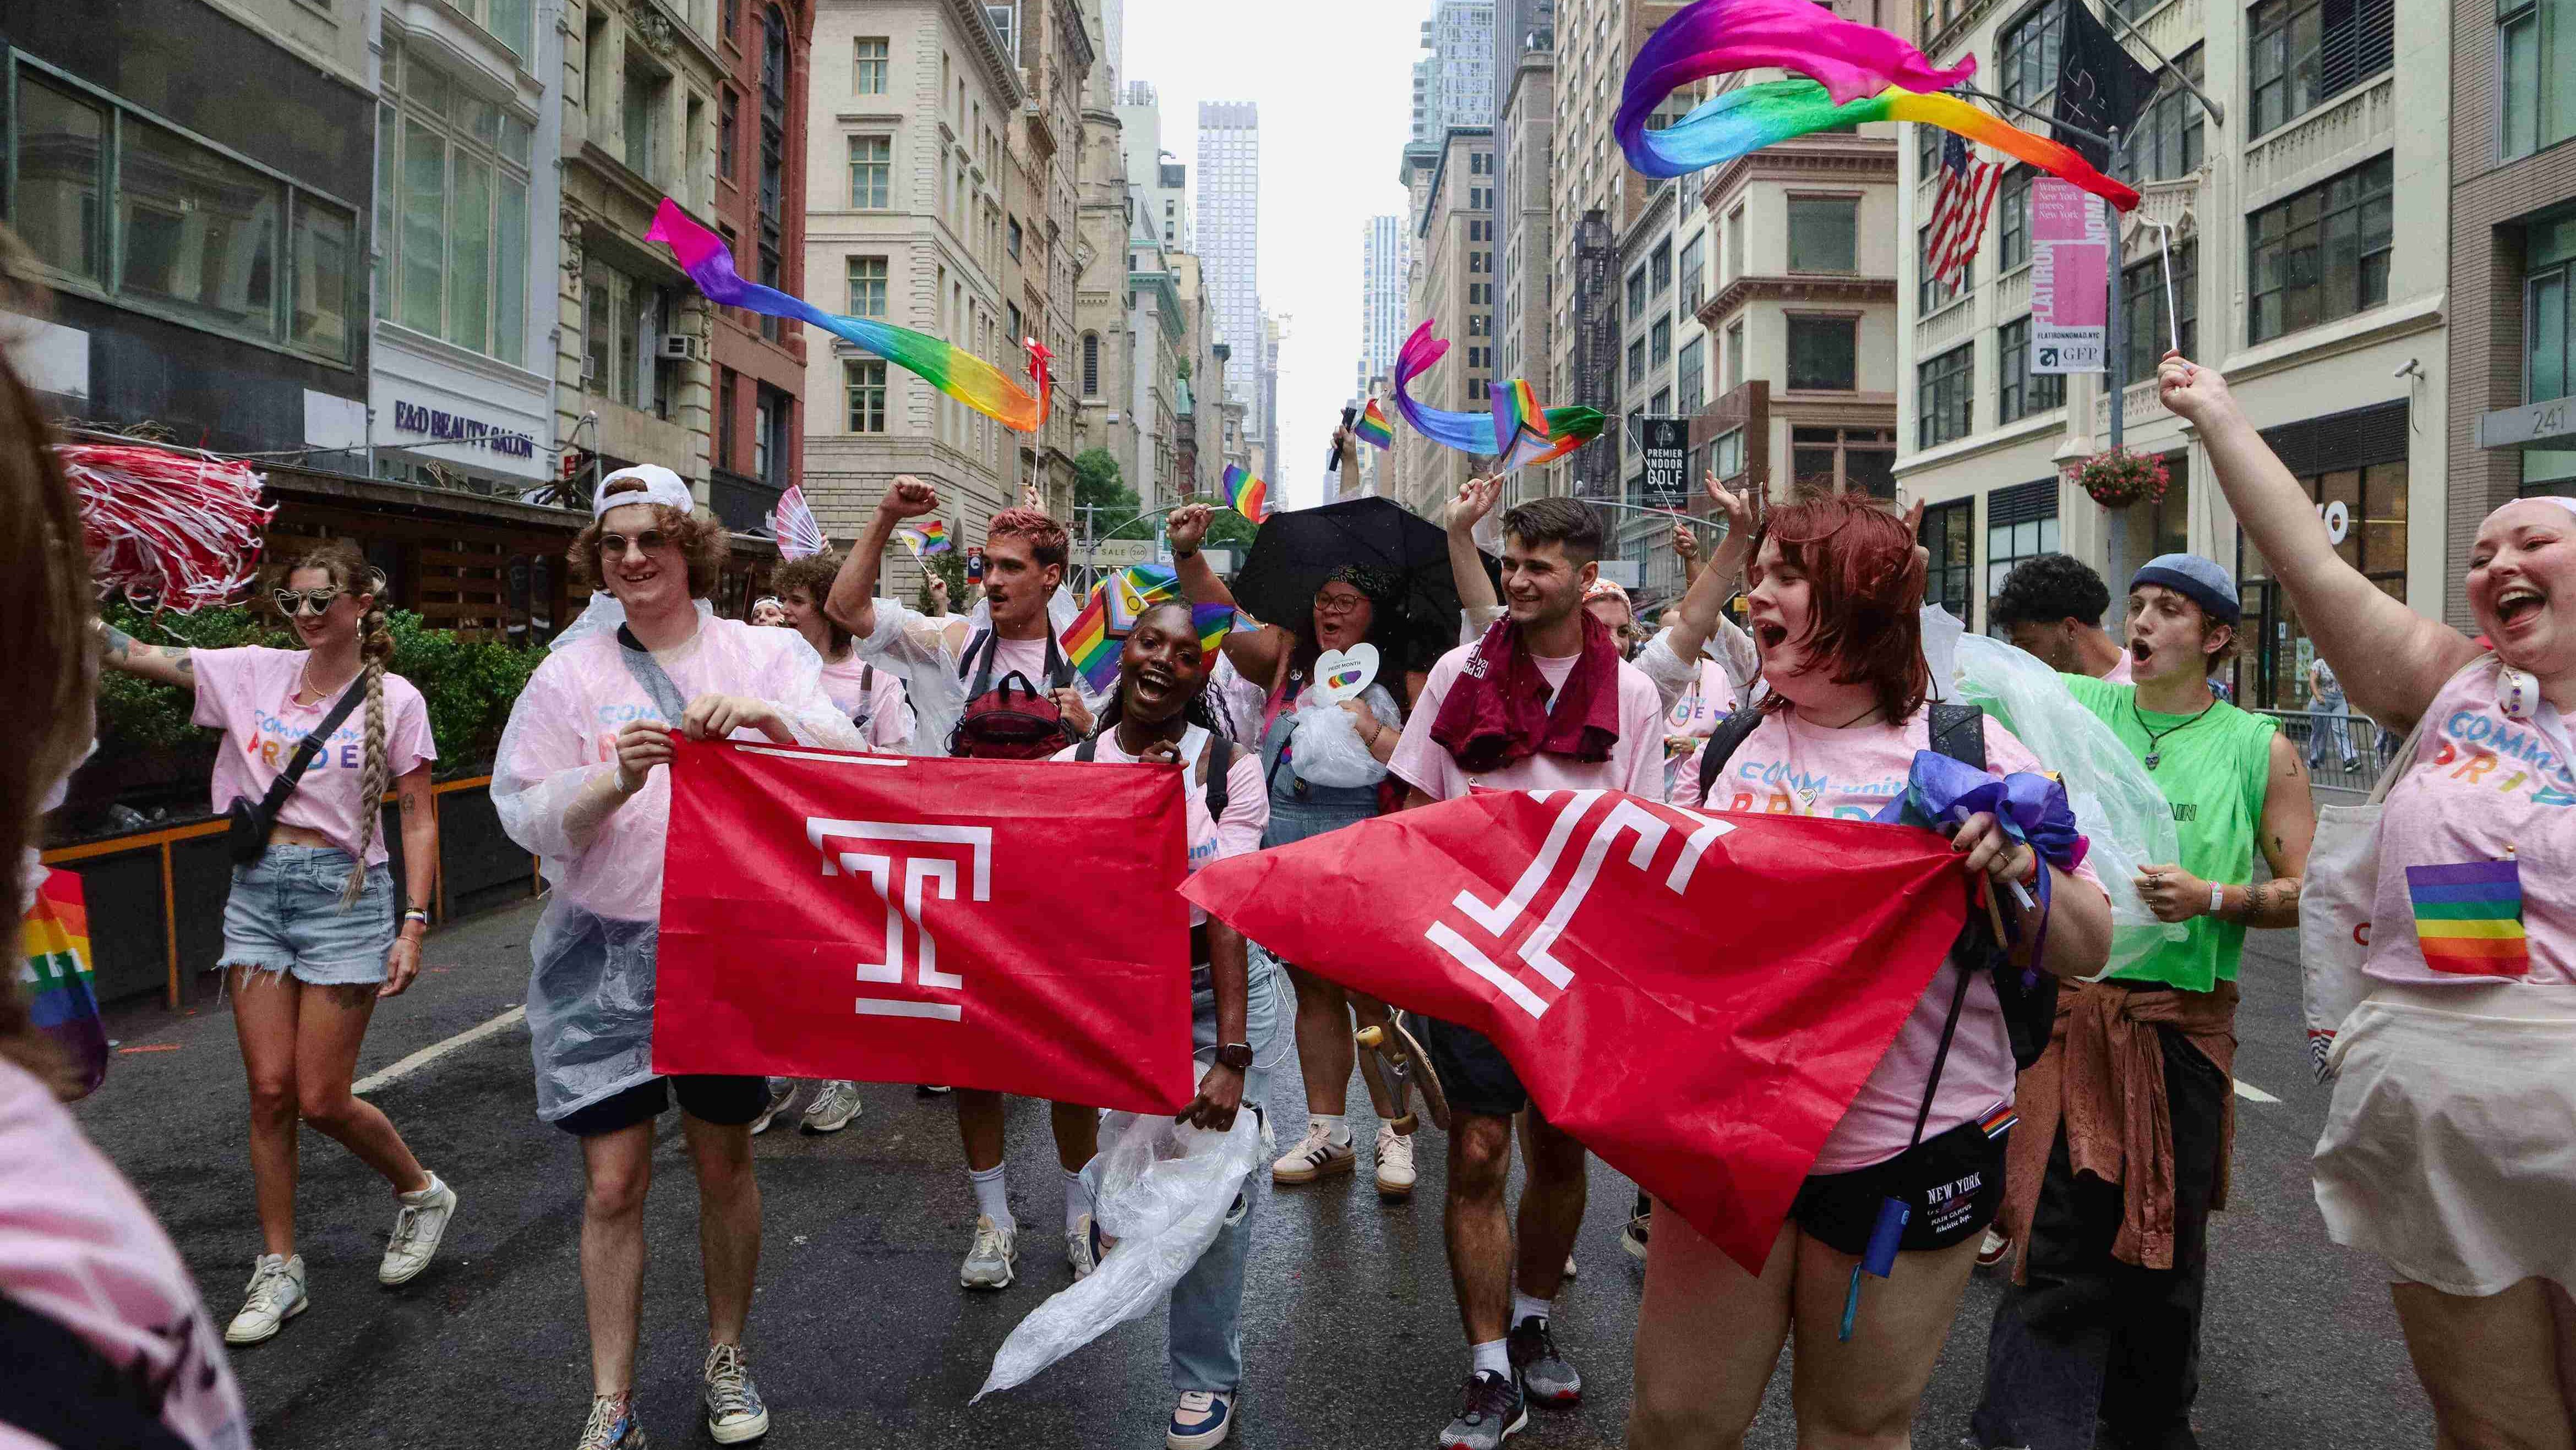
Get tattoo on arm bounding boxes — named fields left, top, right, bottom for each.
left=102, top=624, right=134, bottom=659
left=175, top=651, right=193, bottom=677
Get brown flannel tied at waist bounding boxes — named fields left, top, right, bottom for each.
left=1999, top=978, right=2240, bottom=1277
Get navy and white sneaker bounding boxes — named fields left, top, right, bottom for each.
left=1509, top=1315, right=1582, bottom=1405
left=1438, top=1370, right=1527, bottom=1449
left=1167, top=1389, right=1236, bottom=1449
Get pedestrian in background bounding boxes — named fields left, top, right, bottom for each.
left=1990, top=554, right=2136, bottom=683
left=2163, top=353, right=2576, bottom=1450
left=2307, top=656, right=2361, bottom=775
left=99, top=536, right=456, bottom=1346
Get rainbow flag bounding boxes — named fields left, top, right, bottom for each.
left=1355, top=399, right=1395, bottom=451
left=1219, top=464, right=1270, bottom=521
left=1192, top=603, right=1237, bottom=655
left=2406, top=860, right=2530, bottom=976
left=21, top=868, right=105, bottom=1093
left=898, top=518, right=952, bottom=557
left=1067, top=566, right=1185, bottom=692
left=1491, top=378, right=1555, bottom=470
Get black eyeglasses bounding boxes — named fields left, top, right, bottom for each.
left=272, top=587, right=344, bottom=617
left=597, top=529, right=673, bottom=557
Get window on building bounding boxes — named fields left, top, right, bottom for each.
left=757, top=384, right=791, bottom=484
left=1680, top=236, right=1706, bottom=307
left=847, top=254, right=887, bottom=316
left=718, top=366, right=737, bottom=468
left=1725, top=203, right=1746, bottom=282
left=718, top=89, right=738, bottom=180
left=623, top=58, right=667, bottom=183
left=2122, top=242, right=2198, bottom=379
left=723, top=0, right=738, bottom=39
left=1628, top=337, right=1647, bottom=384
left=1917, top=123, right=1941, bottom=189
left=2502, top=0, right=2576, bottom=160
left=849, top=135, right=891, bottom=208
left=2248, top=154, right=2392, bottom=343
left=1471, top=378, right=1490, bottom=399
left=1986, top=478, right=2063, bottom=601
left=1725, top=320, right=1745, bottom=392
left=1918, top=343, right=1973, bottom=447
left=2239, top=439, right=2409, bottom=702
left=2115, top=47, right=2206, bottom=184
left=758, top=7, right=787, bottom=341
left=2529, top=217, right=2575, bottom=407
left=1678, top=337, right=1706, bottom=413
left=1919, top=225, right=1961, bottom=313
left=2250, top=0, right=2395, bottom=136
left=1651, top=387, right=1672, bottom=419
left=1007, top=214, right=1023, bottom=260
left=1998, top=167, right=2032, bottom=271
left=855, top=37, right=890, bottom=95
left=1998, top=315, right=2065, bottom=422
left=1627, top=266, right=1648, bottom=315
left=357, top=46, right=527, bottom=363
left=1082, top=331, right=1100, bottom=395
left=1787, top=195, right=1859, bottom=272
left=582, top=260, right=670, bottom=412
left=1651, top=316, right=1672, bottom=363
left=1920, top=497, right=1975, bottom=620
left=1713, top=427, right=1747, bottom=480
left=1468, top=314, right=1489, bottom=335
left=1652, top=238, right=1672, bottom=294
left=1788, top=315, right=1858, bottom=391
left=2000, top=0, right=2062, bottom=111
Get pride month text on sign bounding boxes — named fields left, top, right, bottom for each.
left=656, top=739, right=1199, bottom=1113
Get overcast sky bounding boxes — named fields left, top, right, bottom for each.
left=1119, top=1, right=1426, bottom=509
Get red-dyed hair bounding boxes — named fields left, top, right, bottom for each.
left=985, top=506, right=1069, bottom=568
left=1751, top=493, right=1929, bottom=725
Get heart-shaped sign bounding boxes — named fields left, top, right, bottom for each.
left=1314, top=643, right=1380, bottom=704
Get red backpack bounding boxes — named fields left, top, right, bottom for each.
left=948, top=628, right=1080, bottom=759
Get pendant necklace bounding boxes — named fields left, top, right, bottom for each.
left=2132, top=696, right=2219, bottom=770
left=1787, top=702, right=1882, bottom=813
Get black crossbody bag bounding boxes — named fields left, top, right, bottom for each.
left=225, top=676, right=368, bottom=866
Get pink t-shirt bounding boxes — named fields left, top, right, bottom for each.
left=1686, top=707, right=2105, bottom=1172
left=191, top=647, right=435, bottom=865
left=2367, top=656, right=2576, bottom=987
left=1664, top=657, right=1737, bottom=737
left=1053, top=724, right=1268, bottom=925
left=820, top=654, right=915, bottom=750
left=2100, top=651, right=2136, bottom=685
left=1389, top=643, right=1669, bottom=803
left=0, top=1058, right=249, bottom=1450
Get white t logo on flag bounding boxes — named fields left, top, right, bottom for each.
left=806, top=818, right=995, bottom=1021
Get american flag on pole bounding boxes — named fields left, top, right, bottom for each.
left=1926, top=134, right=2006, bottom=289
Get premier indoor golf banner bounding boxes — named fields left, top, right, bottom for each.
left=657, top=740, right=1197, bottom=1113
left=1183, top=792, right=1971, bottom=1273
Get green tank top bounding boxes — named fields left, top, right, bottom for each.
left=2064, top=675, right=2278, bottom=991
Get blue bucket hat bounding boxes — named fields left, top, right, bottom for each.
left=2130, top=554, right=2241, bottom=626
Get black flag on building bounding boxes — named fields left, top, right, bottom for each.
left=2052, top=0, right=2158, bottom=172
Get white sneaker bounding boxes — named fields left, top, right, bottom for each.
left=224, top=1253, right=306, bottom=1344
left=701, top=1342, right=770, bottom=1444
left=960, top=1214, right=1017, bottom=1289
left=747, top=1079, right=801, bottom=1136
left=1373, top=1123, right=1417, bottom=1199
left=1270, top=1120, right=1355, bottom=1184
left=800, top=1080, right=863, bottom=1134
left=379, top=1172, right=457, bottom=1285
left=1068, top=1214, right=1100, bottom=1280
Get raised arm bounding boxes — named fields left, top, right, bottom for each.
left=97, top=621, right=197, bottom=690
left=2158, top=355, right=2474, bottom=730
left=825, top=475, right=940, bottom=642
left=1446, top=475, right=1503, bottom=617
left=1166, top=502, right=1289, bottom=682
left=1666, top=476, right=1756, bottom=667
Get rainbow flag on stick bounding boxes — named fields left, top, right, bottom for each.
left=2406, top=859, right=2530, bottom=976
left=1355, top=398, right=1395, bottom=451
left=898, top=518, right=953, bottom=558
left=1066, top=566, right=1185, bottom=692
left=1218, top=464, right=1270, bottom=521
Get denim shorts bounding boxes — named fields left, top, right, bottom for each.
left=222, top=844, right=398, bottom=986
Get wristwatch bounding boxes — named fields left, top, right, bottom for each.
left=1215, top=1042, right=1253, bottom=1071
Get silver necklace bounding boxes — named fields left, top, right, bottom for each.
left=1785, top=703, right=1883, bottom=814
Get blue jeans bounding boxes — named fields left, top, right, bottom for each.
left=1167, top=957, right=1281, bottom=1393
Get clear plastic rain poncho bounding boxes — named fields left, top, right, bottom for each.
left=851, top=585, right=1104, bottom=756
left=493, top=596, right=863, bottom=1121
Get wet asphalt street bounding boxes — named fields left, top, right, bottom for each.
left=72, top=896, right=2434, bottom=1449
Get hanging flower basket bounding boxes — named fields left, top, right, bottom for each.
left=2072, top=448, right=2170, bottom=509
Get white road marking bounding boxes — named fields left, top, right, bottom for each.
left=353, top=1005, right=526, bottom=1095
left=2233, top=1078, right=2280, bottom=1104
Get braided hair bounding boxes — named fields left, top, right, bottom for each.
left=282, top=540, right=395, bottom=908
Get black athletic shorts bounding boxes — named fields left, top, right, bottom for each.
left=1791, top=1114, right=2011, bottom=1256
left=554, top=1074, right=769, bottom=1138
left=1421, top=1016, right=1529, bottom=1118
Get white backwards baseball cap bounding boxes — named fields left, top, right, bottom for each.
left=594, top=464, right=696, bottom=518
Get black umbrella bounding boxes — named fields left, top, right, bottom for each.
left=1229, top=497, right=1500, bottom=674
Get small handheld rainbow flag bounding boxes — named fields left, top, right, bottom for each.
left=22, top=869, right=106, bottom=1093
left=1066, top=565, right=1185, bottom=692
left=1355, top=398, right=1395, bottom=451
left=2406, top=859, right=2530, bottom=976
left=898, top=518, right=953, bottom=558
left=1219, top=464, right=1270, bottom=521
left=1192, top=603, right=1237, bottom=655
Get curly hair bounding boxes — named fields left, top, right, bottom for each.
left=1091, top=600, right=1222, bottom=739
left=985, top=506, right=1070, bottom=569
left=1751, top=493, right=1929, bottom=727
left=567, top=477, right=729, bottom=598
left=1990, top=553, right=2113, bottom=631
left=770, top=551, right=849, bottom=653
left=276, top=540, right=397, bottom=907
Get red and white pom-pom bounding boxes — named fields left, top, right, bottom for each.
left=771, top=483, right=826, bottom=561
left=59, top=442, right=277, bottom=612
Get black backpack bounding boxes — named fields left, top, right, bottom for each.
left=949, top=628, right=1079, bottom=759
left=1075, top=729, right=1237, bottom=823
left=1695, top=700, right=2059, bottom=1071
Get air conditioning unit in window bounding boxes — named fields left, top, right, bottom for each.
left=658, top=335, right=708, bottom=363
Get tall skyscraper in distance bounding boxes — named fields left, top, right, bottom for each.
left=1118, top=82, right=1192, bottom=251
left=1197, top=101, right=1263, bottom=440
left=1410, top=2, right=1497, bottom=145
left=1357, top=216, right=1410, bottom=396
left=1489, top=1, right=1554, bottom=281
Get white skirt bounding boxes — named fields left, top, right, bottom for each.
left=2314, top=980, right=2576, bottom=1296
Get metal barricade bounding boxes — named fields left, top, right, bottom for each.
left=2250, top=708, right=2397, bottom=794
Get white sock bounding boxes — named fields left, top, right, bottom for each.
left=970, top=1164, right=1014, bottom=1236
left=1310, top=1113, right=1351, bottom=1146
left=399, top=1172, right=443, bottom=1205
left=1511, top=1291, right=1551, bottom=1328
left=1471, top=1339, right=1510, bottom=1378
left=1064, top=1168, right=1090, bottom=1230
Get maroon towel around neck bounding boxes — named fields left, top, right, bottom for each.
left=1428, top=610, right=1624, bottom=773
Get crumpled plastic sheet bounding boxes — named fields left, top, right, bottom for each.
left=1951, top=634, right=2187, bottom=977
left=975, top=1110, right=1259, bottom=1402
left=1280, top=686, right=1396, bottom=789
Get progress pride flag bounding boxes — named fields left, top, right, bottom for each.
left=656, top=739, right=1198, bottom=1113
left=1182, top=791, right=1969, bottom=1273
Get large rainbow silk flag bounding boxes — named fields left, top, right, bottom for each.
left=2405, top=860, right=2530, bottom=976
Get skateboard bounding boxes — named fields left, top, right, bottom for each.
left=1353, top=1010, right=1451, bottom=1135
